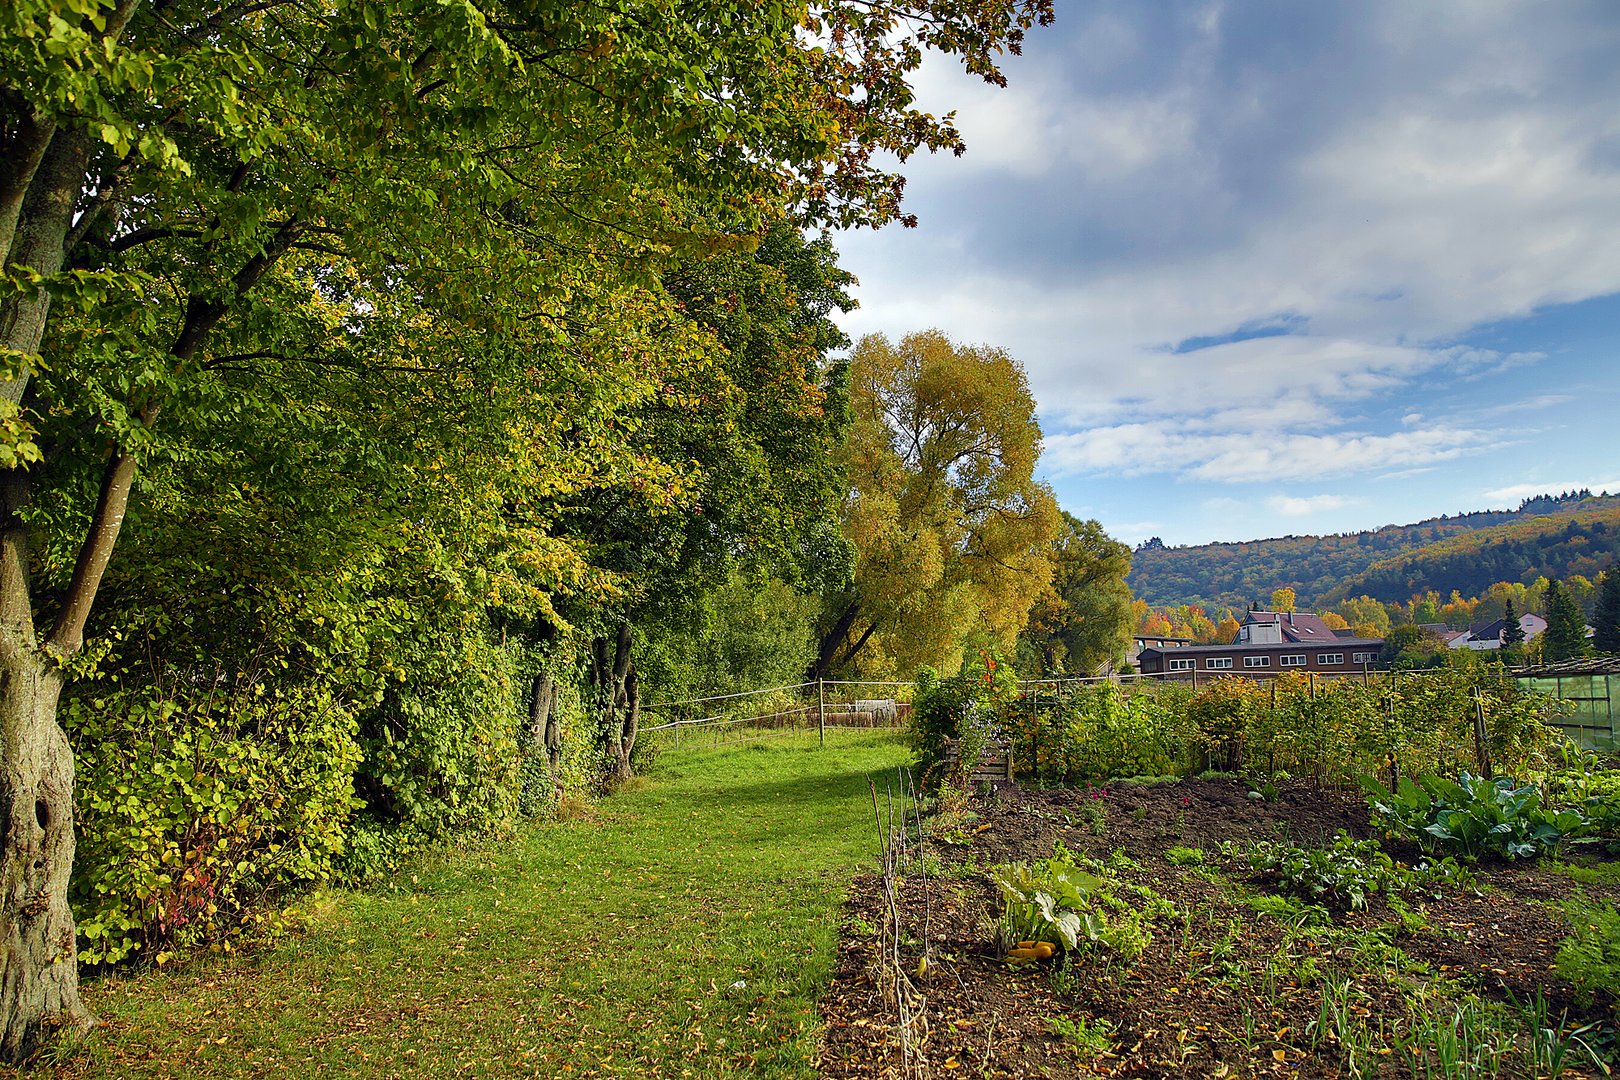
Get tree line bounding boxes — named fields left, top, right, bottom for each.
left=0, top=0, right=1151, bottom=1059
left=1128, top=495, right=1620, bottom=612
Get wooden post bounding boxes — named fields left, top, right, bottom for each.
left=1309, top=672, right=1317, bottom=700
left=1385, top=694, right=1398, bottom=792
left=817, top=679, right=826, bottom=747
left=1472, top=694, right=1493, bottom=779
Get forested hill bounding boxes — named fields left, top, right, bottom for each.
left=1128, top=492, right=1620, bottom=609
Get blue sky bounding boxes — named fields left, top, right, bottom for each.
left=832, top=0, right=1620, bottom=547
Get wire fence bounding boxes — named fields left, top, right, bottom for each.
left=640, top=679, right=914, bottom=750
left=638, top=669, right=1446, bottom=754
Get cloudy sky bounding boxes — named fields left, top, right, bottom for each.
left=832, top=0, right=1620, bottom=547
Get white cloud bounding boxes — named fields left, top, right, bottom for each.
left=835, top=1, right=1620, bottom=497
left=1482, top=480, right=1620, bottom=503
left=1045, top=422, right=1491, bottom=484
left=1266, top=494, right=1352, bottom=516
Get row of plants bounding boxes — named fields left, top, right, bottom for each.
left=909, top=653, right=1576, bottom=792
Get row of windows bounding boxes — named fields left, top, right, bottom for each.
left=1166, top=651, right=1378, bottom=671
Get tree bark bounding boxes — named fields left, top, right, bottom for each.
left=591, top=624, right=638, bottom=785
left=0, top=122, right=95, bottom=1057
left=810, top=599, right=861, bottom=681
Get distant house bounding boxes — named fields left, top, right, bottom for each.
left=1131, top=633, right=1191, bottom=663
left=1136, top=609, right=1383, bottom=680
left=1449, top=613, right=1548, bottom=651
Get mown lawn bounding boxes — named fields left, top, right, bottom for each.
left=34, top=729, right=909, bottom=1079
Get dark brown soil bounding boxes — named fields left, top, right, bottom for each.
left=816, top=777, right=1620, bottom=1079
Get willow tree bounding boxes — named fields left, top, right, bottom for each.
left=814, top=330, right=1060, bottom=678
left=0, top=0, right=1052, bottom=1055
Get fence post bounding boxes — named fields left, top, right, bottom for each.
left=1472, top=694, right=1493, bottom=779
left=817, top=679, right=826, bottom=748
left=674, top=715, right=679, bottom=748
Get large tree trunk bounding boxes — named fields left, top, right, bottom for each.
left=527, top=671, right=564, bottom=798
left=0, top=651, right=83, bottom=1059
left=809, top=599, right=861, bottom=681
left=0, top=122, right=96, bottom=1058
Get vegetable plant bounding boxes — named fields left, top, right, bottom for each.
left=1245, top=834, right=1395, bottom=910
left=1360, top=771, right=1585, bottom=860
left=990, top=843, right=1168, bottom=960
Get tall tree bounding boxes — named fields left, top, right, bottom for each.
left=1501, top=598, right=1526, bottom=646
left=1019, top=514, right=1134, bottom=676
left=1589, top=572, right=1620, bottom=655
left=0, top=0, right=1054, bottom=1054
left=814, top=330, right=1060, bottom=678
left=1542, top=579, right=1589, bottom=663
left=1269, top=587, right=1296, bottom=613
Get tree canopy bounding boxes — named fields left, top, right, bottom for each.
left=0, top=0, right=1057, bottom=1056
left=814, top=330, right=1060, bottom=678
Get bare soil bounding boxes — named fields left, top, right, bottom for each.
left=816, top=777, right=1619, bottom=1079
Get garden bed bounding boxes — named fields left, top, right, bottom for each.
left=817, top=777, right=1620, bottom=1078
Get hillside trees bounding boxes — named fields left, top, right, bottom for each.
left=0, top=0, right=1055, bottom=1054
left=1018, top=513, right=1134, bottom=676
left=813, top=330, right=1060, bottom=678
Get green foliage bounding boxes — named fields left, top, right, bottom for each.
left=1594, top=571, right=1620, bottom=655
left=1019, top=514, right=1134, bottom=677
left=67, top=682, right=360, bottom=965
left=1555, top=895, right=1620, bottom=1019
left=1544, top=579, right=1592, bottom=663
left=1012, top=680, right=1191, bottom=783
left=343, top=623, right=524, bottom=879
left=990, top=843, right=1166, bottom=960
left=1362, top=772, right=1585, bottom=860
left=1245, top=834, right=1395, bottom=910
left=906, top=652, right=1018, bottom=787
left=1165, top=846, right=1206, bottom=866
left=1546, top=764, right=1620, bottom=853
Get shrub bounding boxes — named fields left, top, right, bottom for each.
left=907, top=652, right=1018, bottom=789
left=68, top=682, right=360, bottom=965
left=342, top=623, right=524, bottom=879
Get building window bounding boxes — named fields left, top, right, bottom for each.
left=1168, top=658, right=1195, bottom=671
left=1318, top=653, right=1344, bottom=666
left=1206, top=657, right=1233, bottom=669
left=1279, top=654, right=1307, bottom=667
left=1244, top=655, right=1270, bottom=668
left=1352, top=652, right=1375, bottom=664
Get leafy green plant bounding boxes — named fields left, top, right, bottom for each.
left=1548, top=766, right=1620, bottom=854
left=1361, top=771, right=1584, bottom=860
left=1166, top=845, right=1206, bottom=866
left=1047, top=1013, right=1114, bottom=1058
left=990, top=843, right=1166, bottom=959
left=1246, top=834, right=1394, bottom=910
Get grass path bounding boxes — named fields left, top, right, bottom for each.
left=44, top=730, right=909, bottom=1078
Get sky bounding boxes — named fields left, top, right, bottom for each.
left=831, top=0, right=1620, bottom=548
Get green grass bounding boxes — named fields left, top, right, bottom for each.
left=40, top=729, right=910, bottom=1078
